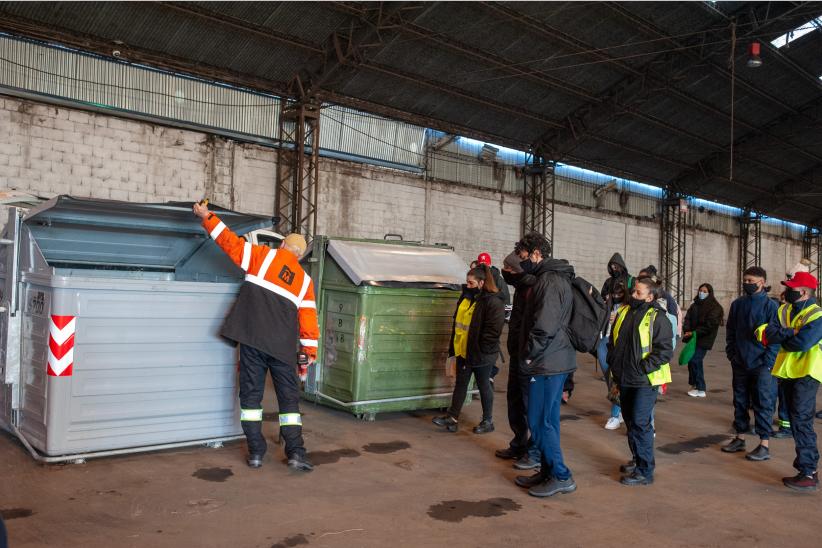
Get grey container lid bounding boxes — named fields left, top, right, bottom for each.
left=327, top=239, right=467, bottom=286
left=23, top=196, right=275, bottom=270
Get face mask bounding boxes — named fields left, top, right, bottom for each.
left=785, top=289, right=803, bottom=304
left=629, top=297, right=646, bottom=309
left=520, top=259, right=535, bottom=274
left=609, top=267, right=622, bottom=278
left=698, top=291, right=709, bottom=300
left=464, top=287, right=480, bottom=298
left=501, top=270, right=520, bottom=285
left=742, top=283, right=760, bottom=296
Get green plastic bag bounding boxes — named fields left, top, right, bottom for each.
left=678, top=334, right=697, bottom=366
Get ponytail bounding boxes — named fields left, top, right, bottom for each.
left=469, top=265, right=499, bottom=294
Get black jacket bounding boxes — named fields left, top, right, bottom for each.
left=466, top=291, right=506, bottom=368
left=607, top=302, right=674, bottom=388
left=600, top=253, right=631, bottom=309
left=683, top=284, right=724, bottom=350
left=491, top=265, right=511, bottom=306
left=502, top=268, right=537, bottom=359
left=520, top=258, right=577, bottom=377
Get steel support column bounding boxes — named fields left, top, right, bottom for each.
left=522, top=153, right=555, bottom=249
left=802, top=227, right=822, bottom=294
left=738, top=209, right=762, bottom=294
left=660, top=193, right=688, bottom=305
left=275, top=98, right=321, bottom=239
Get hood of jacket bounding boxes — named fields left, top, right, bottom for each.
left=607, top=253, right=628, bottom=275
left=532, top=257, right=575, bottom=279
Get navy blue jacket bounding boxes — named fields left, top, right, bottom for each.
left=725, top=290, right=779, bottom=370
left=764, top=298, right=822, bottom=351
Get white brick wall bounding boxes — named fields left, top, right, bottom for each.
left=0, top=94, right=808, bottom=307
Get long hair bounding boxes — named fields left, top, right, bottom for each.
left=469, top=265, right=499, bottom=293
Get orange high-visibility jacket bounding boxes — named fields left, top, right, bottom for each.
left=202, top=213, right=320, bottom=363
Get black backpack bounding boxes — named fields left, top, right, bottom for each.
left=568, top=276, right=608, bottom=353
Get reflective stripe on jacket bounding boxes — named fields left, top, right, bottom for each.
left=613, top=306, right=673, bottom=386
left=772, top=302, right=822, bottom=382
left=453, top=297, right=476, bottom=359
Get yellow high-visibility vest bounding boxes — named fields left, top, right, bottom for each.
left=772, top=302, right=822, bottom=382
left=612, top=305, right=672, bottom=386
left=453, top=297, right=477, bottom=359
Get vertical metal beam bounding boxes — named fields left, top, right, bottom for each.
left=660, top=192, right=688, bottom=305
left=275, top=97, right=321, bottom=239
left=802, top=227, right=822, bottom=294
left=738, top=209, right=762, bottom=294
left=522, top=153, right=555, bottom=250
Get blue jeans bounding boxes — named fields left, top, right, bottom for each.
left=597, top=337, right=622, bottom=418
left=687, top=346, right=708, bottom=391
left=782, top=376, right=820, bottom=475
left=731, top=364, right=776, bottom=440
left=528, top=374, right=571, bottom=481
left=621, top=385, right=658, bottom=478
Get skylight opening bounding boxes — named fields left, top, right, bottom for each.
left=770, top=16, right=822, bottom=48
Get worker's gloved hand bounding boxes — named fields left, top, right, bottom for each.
left=192, top=200, right=210, bottom=219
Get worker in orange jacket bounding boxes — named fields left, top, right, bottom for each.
left=193, top=201, right=319, bottom=472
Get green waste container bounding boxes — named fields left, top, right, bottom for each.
left=302, top=236, right=473, bottom=420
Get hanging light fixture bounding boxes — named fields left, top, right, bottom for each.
left=747, top=41, right=763, bottom=68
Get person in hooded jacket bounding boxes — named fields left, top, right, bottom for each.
left=683, top=283, right=724, bottom=398
left=511, top=232, right=578, bottom=498
left=608, top=278, right=674, bottom=486
left=599, top=281, right=629, bottom=430
left=495, top=243, right=541, bottom=471
left=601, top=253, right=633, bottom=307
left=433, top=264, right=505, bottom=434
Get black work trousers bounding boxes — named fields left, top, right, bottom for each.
left=239, top=344, right=305, bottom=459
left=782, top=376, right=820, bottom=476
left=731, top=364, right=776, bottom=440
left=448, top=357, right=493, bottom=421
left=621, top=385, right=658, bottom=479
left=506, top=356, right=539, bottom=459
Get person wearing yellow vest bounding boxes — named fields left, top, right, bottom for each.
left=762, top=271, right=822, bottom=491
left=607, top=277, right=673, bottom=486
left=433, top=265, right=505, bottom=434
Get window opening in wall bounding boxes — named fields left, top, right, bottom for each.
left=769, top=16, right=822, bottom=48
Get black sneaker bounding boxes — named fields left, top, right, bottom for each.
left=783, top=472, right=819, bottom=492
left=432, top=415, right=459, bottom=432
left=528, top=476, right=577, bottom=497
left=620, top=471, right=653, bottom=486
left=772, top=428, right=793, bottom=439
left=287, top=454, right=314, bottom=472
left=513, top=454, right=541, bottom=470
left=619, top=460, right=637, bottom=474
left=247, top=454, right=264, bottom=468
left=495, top=447, right=523, bottom=460
left=721, top=437, right=746, bottom=453
left=514, top=471, right=547, bottom=488
left=745, top=444, right=770, bottom=461
left=473, top=420, right=495, bottom=434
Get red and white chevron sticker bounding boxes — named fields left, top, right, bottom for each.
left=47, top=315, right=75, bottom=377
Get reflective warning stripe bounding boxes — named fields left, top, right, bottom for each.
left=779, top=419, right=791, bottom=428
left=279, top=413, right=302, bottom=426
left=300, top=339, right=318, bottom=347
left=245, top=274, right=301, bottom=307
left=257, top=249, right=277, bottom=279
left=240, top=242, right=252, bottom=271
left=240, top=408, right=263, bottom=421
left=778, top=304, right=791, bottom=327
left=297, top=274, right=311, bottom=303
left=455, top=322, right=470, bottom=331
left=300, top=300, right=316, bottom=309
left=209, top=221, right=226, bottom=240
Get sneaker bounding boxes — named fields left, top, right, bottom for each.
left=515, top=471, right=547, bottom=488
left=745, top=444, right=770, bottom=461
left=772, top=428, right=793, bottom=439
left=495, top=447, right=523, bottom=460
left=513, top=455, right=541, bottom=470
left=287, top=454, right=314, bottom=472
left=687, top=389, right=706, bottom=398
left=783, top=472, right=819, bottom=492
left=473, top=420, right=495, bottom=434
left=721, top=437, right=746, bottom=453
left=605, top=415, right=624, bottom=430
left=247, top=454, right=264, bottom=468
left=619, top=460, right=637, bottom=474
left=432, top=415, right=459, bottom=432
left=528, top=476, right=577, bottom=497
left=620, top=471, right=653, bottom=486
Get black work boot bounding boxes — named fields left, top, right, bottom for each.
left=529, top=476, right=577, bottom=497
left=473, top=419, right=495, bottom=434
left=495, top=447, right=523, bottom=460
left=772, top=428, right=793, bottom=439
left=513, top=454, right=541, bottom=470
left=432, top=415, right=459, bottom=432
left=515, top=471, right=547, bottom=488
left=619, top=460, right=637, bottom=474
left=745, top=444, right=770, bottom=461
left=620, top=471, right=653, bottom=486
left=721, top=437, right=746, bottom=453
left=287, top=453, right=314, bottom=472
left=247, top=454, right=264, bottom=468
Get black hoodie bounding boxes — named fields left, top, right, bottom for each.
left=601, top=253, right=631, bottom=306
left=519, top=258, right=577, bottom=377
left=683, top=283, right=724, bottom=350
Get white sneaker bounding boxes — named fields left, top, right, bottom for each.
left=605, top=415, right=623, bottom=430
left=687, top=389, right=705, bottom=398
left=696, top=390, right=706, bottom=398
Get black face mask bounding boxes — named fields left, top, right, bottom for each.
left=742, top=283, right=760, bottom=296
left=786, top=289, right=803, bottom=304
left=464, top=287, right=480, bottom=298
left=629, top=297, right=646, bottom=309
left=609, top=266, right=622, bottom=278
left=520, top=260, right=535, bottom=274
left=501, top=269, right=521, bottom=285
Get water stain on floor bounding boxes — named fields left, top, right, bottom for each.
left=1, top=508, right=34, bottom=520
left=580, top=409, right=605, bottom=417
left=306, top=448, right=360, bottom=465
left=427, top=498, right=522, bottom=523
left=192, top=467, right=234, bottom=482
left=271, top=533, right=309, bottom=548
left=709, top=389, right=727, bottom=393
left=362, top=441, right=411, bottom=454
left=658, top=434, right=729, bottom=455
left=560, top=414, right=581, bottom=421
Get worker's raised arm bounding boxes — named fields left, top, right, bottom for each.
left=193, top=202, right=267, bottom=273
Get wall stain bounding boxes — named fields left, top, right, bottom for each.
left=306, top=448, right=360, bottom=465
left=362, top=441, right=411, bottom=454
left=1, top=508, right=34, bottom=520
left=427, top=498, right=521, bottom=523
left=658, top=434, right=729, bottom=455
left=271, top=533, right=309, bottom=548
left=192, top=467, right=234, bottom=482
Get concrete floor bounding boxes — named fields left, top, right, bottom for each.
left=3, top=328, right=822, bottom=548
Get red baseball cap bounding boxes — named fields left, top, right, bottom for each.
left=476, top=252, right=491, bottom=266
left=783, top=271, right=818, bottom=289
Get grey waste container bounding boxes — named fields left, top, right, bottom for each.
left=0, top=196, right=272, bottom=460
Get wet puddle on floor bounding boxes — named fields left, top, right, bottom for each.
left=271, top=533, right=309, bottom=548
left=1, top=508, right=34, bottom=520
left=306, top=448, right=360, bottom=465
left=427, top=498, right=522, bottom=522
left=658, top=434, right=729, bottom=455
left=191, top=467, right=234, bottom=482
left=362, top=441, right=411, bottom=454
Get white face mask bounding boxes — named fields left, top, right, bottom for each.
left=698, top=291, right=709, bottom=300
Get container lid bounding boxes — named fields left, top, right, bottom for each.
left=327, top=239, right=467, bottom=286
left=24, top=196, right=274, bottom=269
